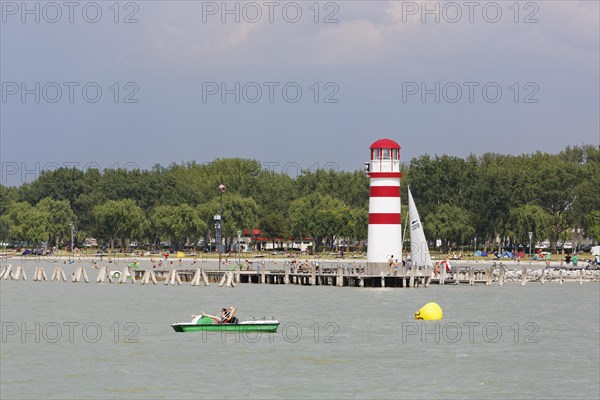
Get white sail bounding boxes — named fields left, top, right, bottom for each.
left=408, top=187, right=433, bottom=268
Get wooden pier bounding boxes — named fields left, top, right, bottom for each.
left=132, top=266, right=498, bottom=288
left=2, top=262, right=597, bottom=288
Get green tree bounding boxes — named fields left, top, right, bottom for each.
left=150, top=204, right=206, bottom=250
left=198, top=193, right=259, bottom=250
left=536, top=158, right=578, bottom=251
left=37, top=197, right=76, bottom=248
left=289, top=193, right=348, bottom=252
left=19, top=168, right=85, bottom=205
left=424, top=204, right=475, bottom=252
left=93, top=200, right=147, bottom=249
left=351, top=207, right=369, bottom=251
left=259, top=212, right=288, bottom=249
left=586, top=211, right=600, bottom=243
left=2, top=202, right=49, bottom=244
left=0, top=185, right=17, bottom=215
left=507, top=204, right=553, bottom=244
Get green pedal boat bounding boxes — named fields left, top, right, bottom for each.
left=172, top=315, right=280, bottom=333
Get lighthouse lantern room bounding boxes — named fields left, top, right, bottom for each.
left=366, top=139, right=403, bottom=275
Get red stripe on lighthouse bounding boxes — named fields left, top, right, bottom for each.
left=368, top=213, right=401, bottom=224
left=370, top=186, right=400, bottom=197
left=369, top=172, right=402, bottom=178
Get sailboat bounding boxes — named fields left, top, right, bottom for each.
left=407, top=187, right=434, bottom=271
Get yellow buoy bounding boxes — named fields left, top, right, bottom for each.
left=414, top=302, right=443, bottom=320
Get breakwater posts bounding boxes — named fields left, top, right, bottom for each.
left=33, top=267, right=48, bottom=281
left=164, top=269, right=182, bottom=286
left=1, top=265, right=27, bottom=280
left=72, top=267, right=90, bottom=283
left=190, top=269, right=209, bottom=286
left=51, top=267, right=67, bottom=282
left=1, top=265, right=599, bottom=287
left=1, top=264, right=13, bottom=280
left=96, top=266, right=114, bottom=283
left=140, top=270, right=158, bottom=285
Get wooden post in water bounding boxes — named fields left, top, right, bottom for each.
left=498, top=266, right=505, bottom=286
left=310, top=267, right=316, bottom=286
left=453, top=266, right=460, bottom=285
left=142, top=270, right=158, bottom=285
left=559, top=269, right=564, bottom=285
left=10, top=266, right=26, bottom=280
left=34, top=267, right=47, bottom=281
left=284, top=265, right=290, bottom=285
left=96, top=266, right=113, bottom=283
left=540, top=267, right=546, bottom=285
left=409, top=265, right=417, bottom=288
left=424, top=267, right=431, bottom=287
left=218, top=272, right=227, bottom=287
left=2, top=264, right=13, bottom=280
left=119, top=267, right=133, bottom=284
left=468, top=266, right=475, bottom=285
left=201, top=269, right=209, bottom=286
left=0, top=264, right=11, bottom=280
left=579, top=269, right=584, bottom=285
left=164, top=269, right=181, bottom=286
left=440, top=265, right=446, bottom=286
left=337, top=267, right=343, bottom=287
left=226, top=271, right=235, bottom=287
left=51, top=267, right=67, bottom=282
left=72, top=267, right=82, bottom=282
left=190, top=269, right=201, bottom=286
left=520, top=265, right=527, bottom=286
left=486, top=266, right=493, bottom=286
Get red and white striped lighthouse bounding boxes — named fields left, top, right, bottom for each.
left=366, top=139, right=402, bottom=274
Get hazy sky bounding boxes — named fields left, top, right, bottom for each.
left=1, top=0, right=599, bottom=186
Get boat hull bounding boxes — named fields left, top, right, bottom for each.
left=172, top=321, right=279, bottom=333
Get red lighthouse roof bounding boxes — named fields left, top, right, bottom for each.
left=370, top=139, right=400, bottom=149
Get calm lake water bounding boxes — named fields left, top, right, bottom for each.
left=1, top=262, right=599, bottom=399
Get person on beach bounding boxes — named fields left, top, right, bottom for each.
left=393, top=259, right=399, bottom=276
left=441, top=258, right=451, bottom=273
left=545, top=252, right=551, bottom=267
left=201, top=307, right=237, bottom=324
left=572, top=254, right=578, bottom=267
left=388, top=255, right=394, bottom=275
left=565, top=255, right=572, bottom=267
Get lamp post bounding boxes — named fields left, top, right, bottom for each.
left=214, top=214, right=221, bottom=270
left=237, top=230, right=242, bottom=268
left=474, top=236, right=477, bottom=257
left=528, top=231, right=533, bottom=261
left=70, top=222, right=76, bottom=260
left=216, top=184, right=226, bottom=271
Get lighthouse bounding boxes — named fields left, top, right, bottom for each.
left=366, top=139, right=402, bottom=275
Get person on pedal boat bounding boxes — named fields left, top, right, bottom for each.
left=201, top=307, right=237, bottom=324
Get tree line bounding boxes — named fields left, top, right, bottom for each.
left=0, top=146, right=598, bottom=253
